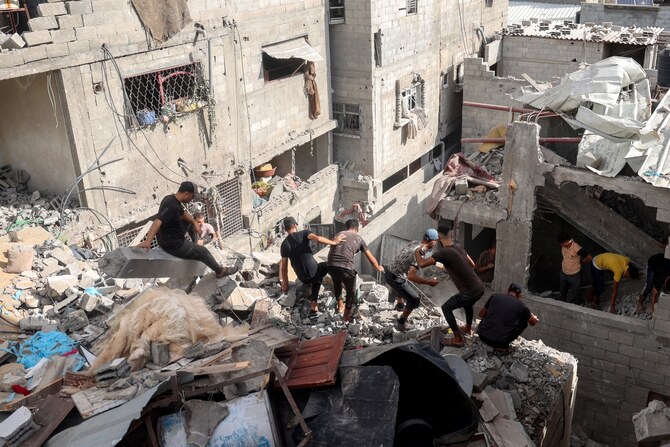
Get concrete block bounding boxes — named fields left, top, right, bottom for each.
left=98, top=247, right=208, bottom=278
left=1, top=33, right=26, bottom=50
left=19, top=316, right=56, bottom=331
left=454, top=178, right=469, bottom=195
left=22, top=46, right=48, bottom=62
left=45, top=42, right=69, bottom=58
left=54, top=293, right=80, bottom=313
left=21, top=31, right=52, bottom=46
left=60, top=309, right=89, bottom=332
left=150, top=341, right=170, bottom=366
left=57, top=14, right=83, bottom=28
left=46, top=275, right=78, bottom=297
left=67, top=39, right=91, bottom=53
left=51, top=28, right=77, bottom=43
left=79, top=293, right=100, bottom=313
left=28, top=16, right=58, bottom=31
left=0, top=50, right=24, bottom=69
left=632, top=400, right=670, bottom=442
left=37, top=2, right=67, bottom=15
left=220, top=287, right=269, bottom=312
left=65, top=0, right=92, bottom=15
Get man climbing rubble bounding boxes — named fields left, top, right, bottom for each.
left=327, top=219, right=384, bottom=322
left=557, top=232, right=591, bottom=304
left=415, top=225, right=484, bottom=347
left=589, top=252, right=640, bottom=314
left=477, top=283, right=539, bottom=353
left=136, top=181, right=237, bottom=278
left=384, top=229, right=440, bottom=330
left=279, top=216, right=345, bottom=315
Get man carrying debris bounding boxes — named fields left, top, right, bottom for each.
left=385, top=229, right=440, bottom=330
left=280, top=216, right=345, bottom=315
left=327, top=219, right=384, bottom=322
left=137, top=181, right=237, bottom=278
left=557, top=232, right=591, bottom=304
left=589, top=252, right=640, bottom=314
left=637, top=252, right=670, bottom=315
left=477, top=283, right=539, bottom=353
left=192, top=212, right=222, bottom=248
left=416, top=225, right=484, bottom=347
left=474, top=241, right=496, bottom=284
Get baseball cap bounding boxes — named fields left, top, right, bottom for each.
left=283, top=216, right=298, bottom=230
left=508, top=283, right=523, bottom=294
left=424, top=228, right=439, bottom=241
left=178, top=181, right=197, bottom=194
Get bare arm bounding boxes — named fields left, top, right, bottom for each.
left=137, top=220, right=161, bottom=249
left=528, top=314, right=540, bottom=326
left=609, top=281, right=619, bottom=312
left=364, top=250, right=384, bottom=272
left=407, top=266, right=438, bottom=286
left=307, top=232, right=345, bottom=246
left=478, top=307, right=488, bottom=318
left=415, top=249, right=436, bottom=269
left=466, top=254, right=475, bottom=268
left=181, top=211, right=201, bottom=235
left=280, top=258, right=289, bottom=293
left=651, top=287, right=659, bottom=315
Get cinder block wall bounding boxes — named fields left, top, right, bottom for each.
left=521, top=295, right=670, bottom=447
left=581, top=3, right=670, bottom=28
left=499, top=36, right=604, bottom=82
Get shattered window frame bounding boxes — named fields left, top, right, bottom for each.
left=402, top=84, right=421, bottom=112
left=123, top=62, right=209, bottom=128
left=329, top=0, right=345, bottom=24
left=406, top=0, right=417, bottom=15
left=333, top=102, right=361, bottom=135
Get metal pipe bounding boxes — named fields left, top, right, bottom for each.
left=461, top=137, right=582, bottom=143
left=463, top=101, right=558, bottom=116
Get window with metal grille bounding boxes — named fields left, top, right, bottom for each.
left=406, top=0, right=417, bottom=15
left=329, top=0, right=345, bottom=24
left=402, top=84, right=421, bottom=112
left=214, top=178, right=243, bottom=238
left=333, top=103, right=361, bottom=135
left=116, top=225, right=159, bottom=248
left=123, top=63, right=210, bottom=128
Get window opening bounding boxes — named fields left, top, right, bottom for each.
left=402, top=85, right=421, bottom=112
left=123, top=63, right=209, bottom=128
left=262, top=53, right=305, bottom=82
left=333, top=103, right=361, bottom=135
left=406, top=0, right=417, bottom=15
left=329, top=0, right=345, bottom=24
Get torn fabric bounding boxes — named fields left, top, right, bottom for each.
left=130, top=0, right=191, bottom=42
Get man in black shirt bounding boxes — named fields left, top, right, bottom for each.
left=477, top=283, right=539, bottom=352
left=416, top=225, right=483, bottom=347
left=280, top=216, right=345, bottom=314
left=137, top=181, right=237, bottom=278
left=637, top=252, right=670, bottom=314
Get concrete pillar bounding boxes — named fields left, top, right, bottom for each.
left=494, top=122, right=550, bottom=292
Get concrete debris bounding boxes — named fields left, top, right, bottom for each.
left=632, top=400, right=670, bottom=442
left=95, top=358, right=131, bottom=385
left=184, top=400, right=230, bottom=447
left=0, top=406, right=39, bottom=446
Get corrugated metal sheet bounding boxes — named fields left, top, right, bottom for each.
left=505, top=19, right=662, bottom=45
left=275, top=331, right=347, bottom=389
left=508, top=1, right=581, bottom=25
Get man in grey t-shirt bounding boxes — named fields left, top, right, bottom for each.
left=327, top=219, right=384, bottom=322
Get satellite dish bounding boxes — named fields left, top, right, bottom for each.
left=443, top=354, right=474, bottom=396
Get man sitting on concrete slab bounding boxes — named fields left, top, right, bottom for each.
left=415, top=225, right=484, bottom=347
left=384, top=229, right=439, bottom=330
left=589, top=252, right=639, bottom=314
left=280, top=216, right=345, bottom=315
left=327, top=219, right=384, bottom=322
left=477, top=283, right=539, bottom=353
left=137, top=181, right=237, bottom=278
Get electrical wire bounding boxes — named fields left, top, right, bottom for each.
left=46, top=72, right=59, bottom=129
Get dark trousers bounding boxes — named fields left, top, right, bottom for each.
left=328, top=266, right=357, bottom=310
left=479, top=322, right=528, bottom=350
left=303, top=262, right=329, bottom=302
left=559, top=271, right=582, bottom=304
left=590, top=263, right=605, bottom=298
left=163, top=241, right=222, bottom=274
left=384, top=269, right=420, bottom=310
left=641, top=264, right=655, bottom=300
left=441, top=291, right=484, bottom=334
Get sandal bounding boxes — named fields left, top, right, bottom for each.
left=216, top=266, right=239, bottom=278
left=440, top=337, right=464, bottom=347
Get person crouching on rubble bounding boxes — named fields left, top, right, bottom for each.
left=279, top=216, right=345, bottom=315
left=384, top=229, right=440, bottom=331
left=589, top=252, right=640, bottom=314
left=137, top=181, right=238, bottom=278
left=476, top=283, right=539, bottom=353
left=191, top=212, right=222, bottom=248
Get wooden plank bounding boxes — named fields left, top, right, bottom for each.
left=71, top=387, right=127, bottom=419
left=128, top=221, right=154, bottom=246
left=18, top=396, right=74, bottom=447
left=0, top=379, right=63, bottom=412
left=168, top=361, right=250, bottom=377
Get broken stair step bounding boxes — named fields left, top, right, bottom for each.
left=98, top=247, right=208, bottom=278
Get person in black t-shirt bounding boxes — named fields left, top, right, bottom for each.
left=137, top=181, right=237, bottom=278
left=477, top=283, right=539, bottom=352
left=280, top=216, right=345, bottom=314
left=415, top=225, right=483, bottom=347
left=637, top=252, right=670, bottom=315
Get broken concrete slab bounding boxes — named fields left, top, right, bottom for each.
left=184, top=400, right=230, bottom=447
left=59, top=309, right=89, bottom=333
left=46, top=275, right=78, bottom=297
left=0, top=406, right=39, bottom=446
left=48, top=246, right=77, bottom=266
left=632, top=400, right=670, bottom=442
left=98, top=247, right=208, bottom=279
left=150, top=342, right=170, bottom=367
left=219, top=287, right=269, bottom=312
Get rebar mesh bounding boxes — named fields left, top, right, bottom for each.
left=116, top=226, right=158, bottom=248
left=123, top=63, right=210, bottom=128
